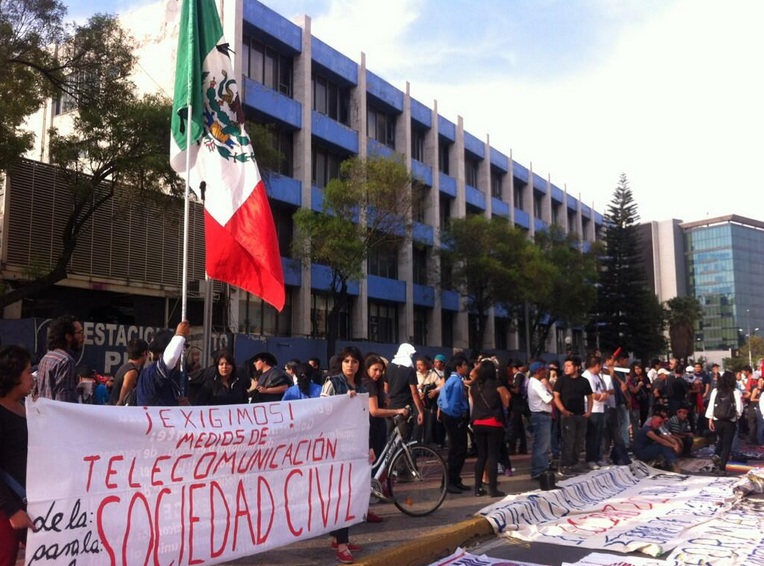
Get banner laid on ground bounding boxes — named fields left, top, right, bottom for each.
left=478, top=462, right=740, bottom=557
left=25, top=395, right=370, bottom=565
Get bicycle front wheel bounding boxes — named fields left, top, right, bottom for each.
left=388, top=444, right=447, bottom=517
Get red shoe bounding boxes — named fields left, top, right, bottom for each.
left=366, top=510, right=384, bottom=523
left=336, top=548, right=354, bottom=564
left=331, top=541, right=361, bottom=551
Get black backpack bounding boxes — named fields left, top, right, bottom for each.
left=713, top=392, right=737, bottom=421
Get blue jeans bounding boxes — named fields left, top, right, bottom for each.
left=585, top=412, right=604, bottom=463
left=635, top=443, right=677, bottom=464
left=531, top=411, right=552, bottom=477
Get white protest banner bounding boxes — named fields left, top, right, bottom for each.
left=25, top=395, right=370, bottom=565
left=478, top=462, right=739, bottom=557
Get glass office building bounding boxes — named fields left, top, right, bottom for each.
left=684, top=215, right=764, bottom=351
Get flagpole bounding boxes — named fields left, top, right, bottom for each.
left=182, top=103, right=192, bottom=323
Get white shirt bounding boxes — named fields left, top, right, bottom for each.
left=602, top=373, right=616, bottom=409
left=705, top=388, right=744, bottom=421
left=583, top=369, right=606, bottom=413
left=527, top=376, right=553, bottom=413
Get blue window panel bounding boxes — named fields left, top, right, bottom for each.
left=594, top=212, right=604, bottom=224
left=282, top=257, right=302, bottom=287
left=551, top=184, right=564, bottom=203
left=311, top=264, right=360, bottom=295
left=567, top=197, right=579, bottom=212
left=532, top=172, right=547, bottom=194
left=311, top=38, right=357, bottom=85
left=514, top=208, right=530, bottom=229
left=265, top=175, right=301, bottom=207
left=413, top=284, right=435, bottom=307
left=465, top=185, right=486, bottom=210
left=441, top=289, right=460, bottom=311
left=311, top=111, right=358, bottom=153
left=439, top=172, right=457, bottom=197
left=438, top=115, right=456, bottom=141
left=490, top=148, right=509, bottom=171
left=311, top=186, right=324, bottom=212
left=494, top=304, right=509, bottom=318
left=367, top=138, right=395, bottom=158
left=411, top=159, right=432, bottom=187
left=512, top=161, right=529, bottom=184
left=243, top=2, right=302, bottom=53
left=243, top=78, right=301, bottom=129
left=534, top=218, right=548, bottom=232
left=581, top=241, right=592, bottom=253
left=368, top=274, right=405, bottom=302
left=413, top=222, right=434, bottom=246
left=410, top=98, right=432, bottom=127
left=367, top=71, right=403, bottom=112
left=464, top=131, right=484, bottom=158
left=581, top=203, right=592, bottom=217
left=491, top=197, right=509, bottom=218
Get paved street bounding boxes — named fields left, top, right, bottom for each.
left=225, top=451, right=537, bottom=566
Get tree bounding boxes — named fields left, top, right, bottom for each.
left=0, top=14, right=181, bottom=309
left=594, top=174, right=664, bottom=360
left=665, top=296, right=703, bottom=361
left=439, top=215, right=534, bottom=352
left=291, top=155, right=414, bottom=356
left=1, top=2, right=135, bottom=169
left=525, top=226, right=600, bottom=358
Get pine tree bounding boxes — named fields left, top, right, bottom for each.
left=594, top=174, right=665, bottom=360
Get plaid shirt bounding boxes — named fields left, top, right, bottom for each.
left=34, top=349, right=77, bottom=403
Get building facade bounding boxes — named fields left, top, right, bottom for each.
left=7, top=0, right=604, bottom=357
left=641, top=214, right=764, bottom=360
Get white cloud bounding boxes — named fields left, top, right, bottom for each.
left=268, top=0, right=764, bottom=222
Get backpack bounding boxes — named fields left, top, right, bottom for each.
left=713, top=392, right=737, bottom=421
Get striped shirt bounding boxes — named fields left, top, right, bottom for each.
left=34, top=349, right=77, bottom=403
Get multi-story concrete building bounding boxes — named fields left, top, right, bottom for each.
left=641, top=214, right=764, bottom=362
left=5, top=0, right=603, bottom=359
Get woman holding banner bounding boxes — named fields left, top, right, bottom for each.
left=320, top=346, right=368, bottom=564
left=0, top=345, right=35, bottom=566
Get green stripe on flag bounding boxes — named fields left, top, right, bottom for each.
left=171, top=0, right=225, bottom=152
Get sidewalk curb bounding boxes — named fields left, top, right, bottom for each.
left=356, top=516, right=494, bottom=566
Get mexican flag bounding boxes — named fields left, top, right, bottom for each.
left=170, top=0, right=284, bottom=311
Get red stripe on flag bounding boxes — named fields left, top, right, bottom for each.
left=204, top=180, right=285, bottom=311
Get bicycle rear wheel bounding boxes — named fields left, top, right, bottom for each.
left=388, top=444, right=447, bottom=516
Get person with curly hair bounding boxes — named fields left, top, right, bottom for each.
left=33, top=315, right=84, bottom=403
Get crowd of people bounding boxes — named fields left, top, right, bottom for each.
left=1, top=312, right=762, bottom=565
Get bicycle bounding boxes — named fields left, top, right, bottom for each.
left=369, top=409, right=448, bottom=516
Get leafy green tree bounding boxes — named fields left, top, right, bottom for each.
left=439, top=215, right=534, bottom=352
left=526, top=226, right=600, bottom=358
left=1, top=2, right=134, bottom=169
left=665, top=295, right=703, bottom=361
left=292, top=155, right=414, bottom=355
left=0, top=13, right=180, bottom=309
left=594, top=174, right=664, bottom=360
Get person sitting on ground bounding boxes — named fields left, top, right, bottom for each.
left=633, top=412, right=682, bottom=473
left=666, top=403, right=695, bottom=457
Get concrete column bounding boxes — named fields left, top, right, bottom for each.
left=352, top=53, right=369, bottom=340
left=482, top=135, right=495, bottom=350
left=399, top=82, right=414, bottom=343
left=454, top=117, right=469, bottom=350
left=428, top=101, right=443, bottom=346
left=290, top=15, right=314, bottom=338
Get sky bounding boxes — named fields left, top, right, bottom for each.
left=63, top=0, right=764, bottom=223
